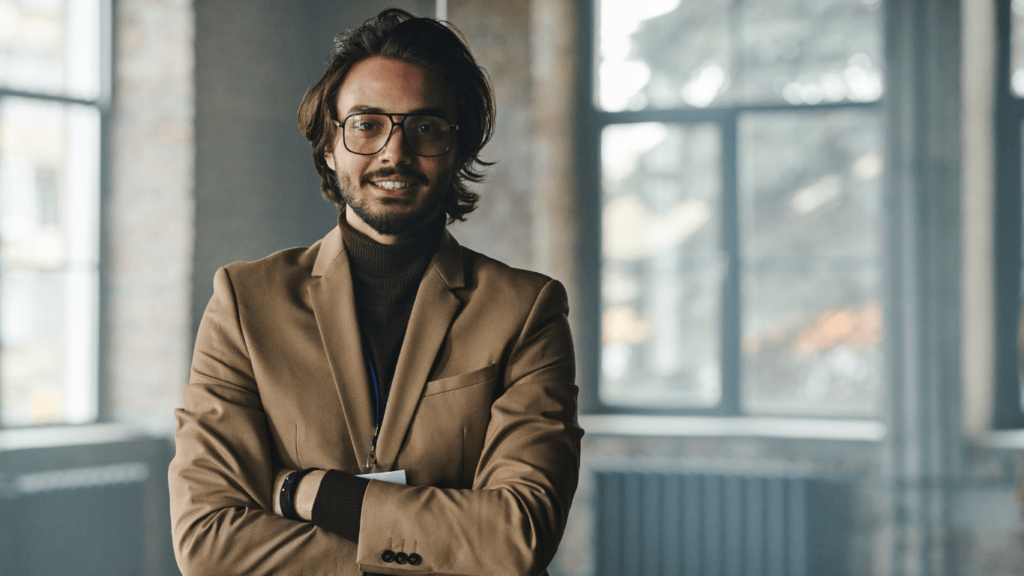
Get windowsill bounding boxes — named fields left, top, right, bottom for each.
left=968, top=429, right=1024, bottom=451
left=2, top=417, right=888, bottom=452
left=579, top=414, right=887, bottom=441
left=0, top=422, right=162, bottom=452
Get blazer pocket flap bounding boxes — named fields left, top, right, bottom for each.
left=423, top=363, right=498, bottom=397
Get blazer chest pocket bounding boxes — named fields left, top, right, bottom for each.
left=422, top=363, right=497, bottom=396
left=402, top=363, right=498, bottom=487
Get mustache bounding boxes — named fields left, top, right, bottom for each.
left=360, top=166, right=429, bottom=187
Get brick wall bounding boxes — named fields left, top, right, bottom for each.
left=106, top=0, right=195, bottom=429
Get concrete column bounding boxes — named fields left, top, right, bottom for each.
left=960, top=0, right=995, bottom=434
left=884, top=0, right=963, bottom=573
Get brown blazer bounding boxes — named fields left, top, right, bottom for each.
left=168, top=225, right=583, bottom=576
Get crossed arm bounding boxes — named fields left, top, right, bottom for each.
left=169, top=268, right=583, bottom=576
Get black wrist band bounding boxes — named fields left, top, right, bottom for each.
left=280, top=468, right=318, bottom=521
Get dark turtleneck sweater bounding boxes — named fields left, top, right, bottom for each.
left=340, top=212, right=445, bottom=403
left=310, top=211, right=445, bottom=543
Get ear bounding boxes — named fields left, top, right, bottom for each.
left=325, top=149, right=336, bottom=171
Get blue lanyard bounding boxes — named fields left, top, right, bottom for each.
left=366, top=355, right=382, bottom=470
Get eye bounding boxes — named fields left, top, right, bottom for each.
left=409, top=117, right=445, bottom=137
left=348, top=116, right=384, bottom=133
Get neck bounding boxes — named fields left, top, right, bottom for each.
left=344, top=207, right=441, bottom=245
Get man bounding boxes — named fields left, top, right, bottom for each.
left=168, top=8, right=582, bottom=576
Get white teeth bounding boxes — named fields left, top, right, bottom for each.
left=372, top=181, right=412, bottom=190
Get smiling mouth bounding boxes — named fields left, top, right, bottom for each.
left=361, top=167, right=429, bottom=192
left=370, top=180, right=416, bottom=191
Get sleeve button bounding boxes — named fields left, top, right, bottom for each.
left=395, top=552, right=408, bottom=564
left=381, top=550, right=395, bottom=563
left=408, top=553, right=422, bottom=565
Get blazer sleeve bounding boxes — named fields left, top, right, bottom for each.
left=354, top=279, right=584, bottom=576
left=168, top=267, right=357, bottom=576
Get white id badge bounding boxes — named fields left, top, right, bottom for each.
left=356, top=469, right=407, bottom=485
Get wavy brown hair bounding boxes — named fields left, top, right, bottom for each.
left=297, top=8, right=495, bottom=222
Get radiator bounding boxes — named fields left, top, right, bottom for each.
left=0, top=434, right=177, bottom=576
left=594, top=469, right=852, bottom=576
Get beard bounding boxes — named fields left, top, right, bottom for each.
left=336, top=166, right=448, bottom=236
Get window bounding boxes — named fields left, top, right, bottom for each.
left=588, top=0, right=885, bottom=417
left=0, top=0, right=107, bottom=426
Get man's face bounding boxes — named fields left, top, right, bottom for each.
left=325, top=56, right=459, bottom=239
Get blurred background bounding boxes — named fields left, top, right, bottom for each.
left=0, top=0, right=1021, bottom=574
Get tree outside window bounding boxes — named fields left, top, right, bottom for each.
left=593, top=0, right=885, bottom=417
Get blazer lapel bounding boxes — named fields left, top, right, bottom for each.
left=376, top=230, right=464, bottom=469
left=307, top=226, right=376, bottom=471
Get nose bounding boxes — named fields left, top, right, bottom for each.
left=377, top=119, right=414, bottom=164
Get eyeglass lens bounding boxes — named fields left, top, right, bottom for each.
left=343, top=114, right=452, bottom=157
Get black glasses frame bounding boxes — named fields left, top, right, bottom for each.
left=334, top=113, right=459, bottom=157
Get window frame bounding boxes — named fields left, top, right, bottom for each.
left=577, top=0, right=887, bottom=417
left=0, top=0, right=112, bottom=427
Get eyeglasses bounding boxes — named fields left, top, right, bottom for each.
left=334, top=113, right=458, bottom=157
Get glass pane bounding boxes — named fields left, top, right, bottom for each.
left=0, top=0, right=102, bottom=99
left=739, top=109, right=884, bottom=416
left=600, top=122, right=725, bottom=407
left=595, top=0, right=883, bottom=111
left=740, top=109, right=882, bottom=259
left=1, top=268, right=66, bottom=425
left=742, top=267, right=883, bottom=415
left=0, top=96, right=100, bottom=425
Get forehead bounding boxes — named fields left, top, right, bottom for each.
left=336, top=56, right=456, bottom=119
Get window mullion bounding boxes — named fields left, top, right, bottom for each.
left=720, top=112, right=742, bottom=416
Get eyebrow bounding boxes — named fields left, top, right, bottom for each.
left=344, top=105, right=452, bottom=118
